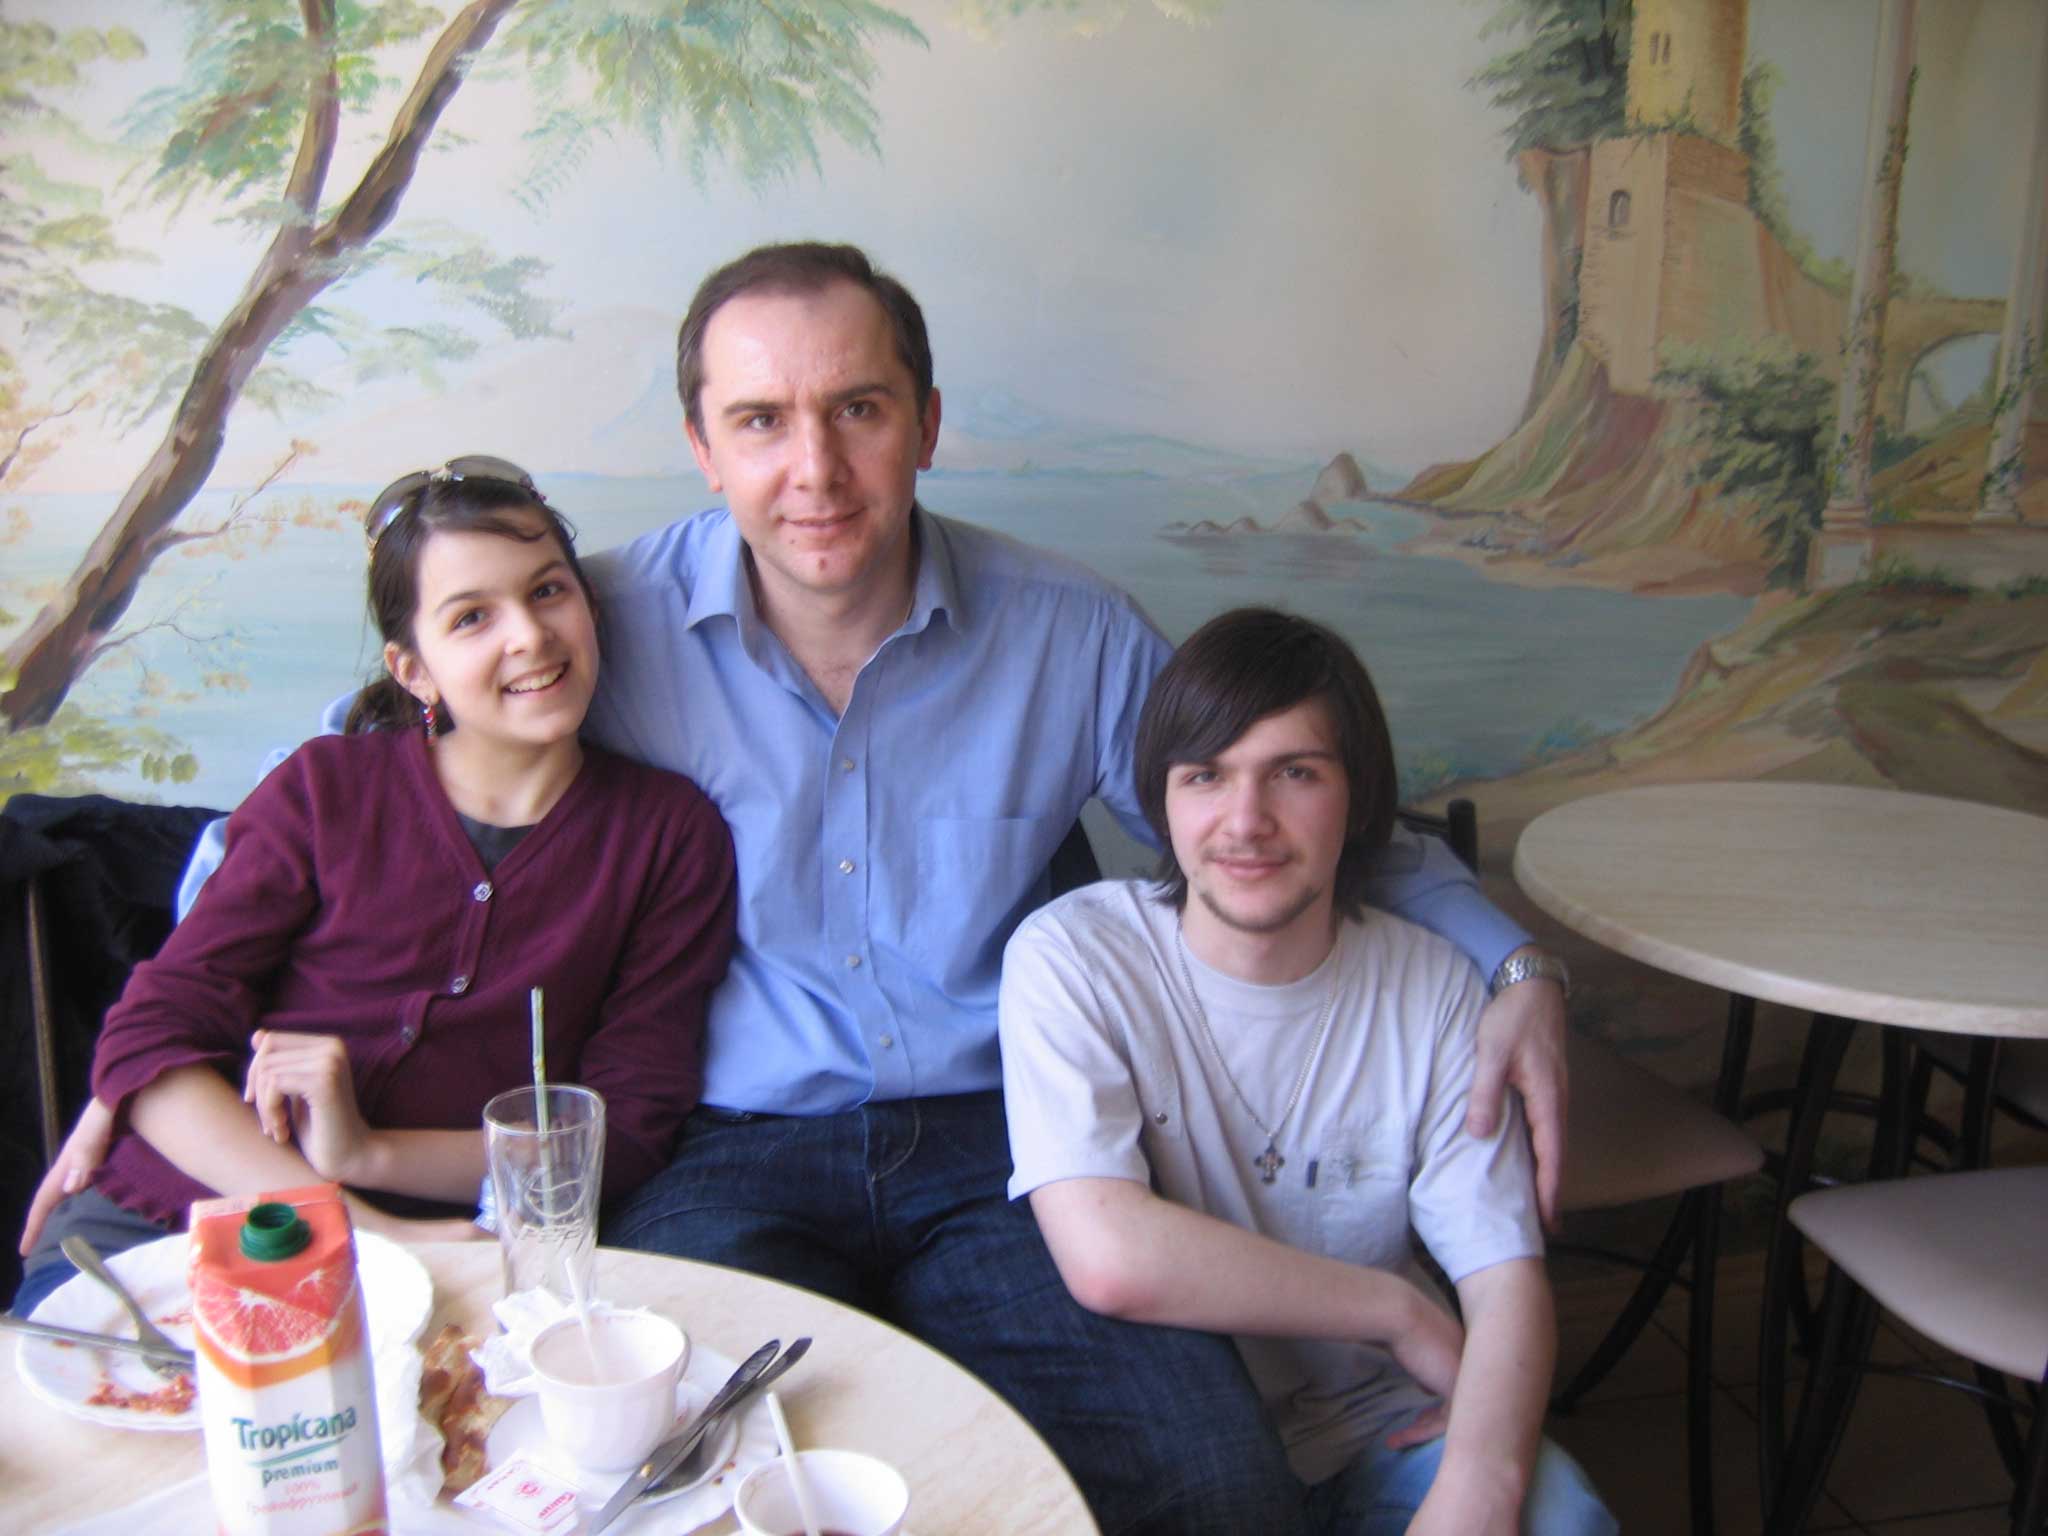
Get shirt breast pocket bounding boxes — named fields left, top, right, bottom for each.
left=908, top=815, right=1061, bottom=989
left=1303, top=1121, right=1415, bottom=1269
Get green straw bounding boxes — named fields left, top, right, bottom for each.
left=531, top=987, right=549, bottom=1136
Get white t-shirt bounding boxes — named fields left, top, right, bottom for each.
left=999, top=879, right=1542, bottom=1484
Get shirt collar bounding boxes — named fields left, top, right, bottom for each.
left=681, top=502, right=963, bottom=638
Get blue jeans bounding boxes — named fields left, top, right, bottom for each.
left=1306, top=1433, right=1617, bottom=1535
left=605, top=1090, right=1309, bottom=1536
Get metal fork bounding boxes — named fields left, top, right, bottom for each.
left=60, top=1235, right=188, bottom=1378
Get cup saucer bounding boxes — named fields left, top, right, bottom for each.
left=484, top=1342, right=772, bottom=1530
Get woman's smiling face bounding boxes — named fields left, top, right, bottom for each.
left=385, top=509, right=599, bottom=758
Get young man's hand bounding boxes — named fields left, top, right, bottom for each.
left=1404, top=1457, right=1523, bottom=1536
left=1386, top=1283, right=1463, bottom=1403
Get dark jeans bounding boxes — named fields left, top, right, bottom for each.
left=604, top=1090, right=1309, bottom=1536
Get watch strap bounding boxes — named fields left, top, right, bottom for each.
left=1489, top=949, right=1570, bottom=998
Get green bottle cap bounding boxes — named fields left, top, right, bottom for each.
left=239, top=1202, right=313, bottom=1261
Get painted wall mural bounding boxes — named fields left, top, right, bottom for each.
left=5, top=1, right=2046, bottom=1063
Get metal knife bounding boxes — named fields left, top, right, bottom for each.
left=586, top=1337, right=781, bottom=1535
left=0, top=1312, right=196, bottom=1367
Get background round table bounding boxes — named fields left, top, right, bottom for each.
left=1512, top=780, right=2048, bottom=1038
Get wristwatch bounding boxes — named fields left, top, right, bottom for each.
left=1488, top=948, right=1570, bottom=999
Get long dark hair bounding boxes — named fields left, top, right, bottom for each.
left=1134, top=607, right=1397, bottom=921
left=345, top=473, right=593, bottom=736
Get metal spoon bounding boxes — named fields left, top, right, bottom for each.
left=59, top=1234, right=187, bottom=1378
left=646, top=1335, right=813, bottom=1496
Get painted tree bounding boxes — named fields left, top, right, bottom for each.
left=0, top=18, right=146, bottom=497
left=0, top=0, right=926, bottom=735
left=1657, top=338, right=1831, bottom=585
left=1471, top=0, right=1631, bottom=416
left=1472, top=0, right=1631, bottom=158
left=1824, top=0, right=1916, bottom=516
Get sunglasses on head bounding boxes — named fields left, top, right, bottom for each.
left=364, top=454, right=546, bottom=547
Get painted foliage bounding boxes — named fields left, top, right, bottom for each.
left=2, top=0, right=2044, bottom=841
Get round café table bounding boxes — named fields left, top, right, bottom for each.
left=1514, top=781, right=2048, bottom=1528
left=2, top=1240, right=1098, bottom=1535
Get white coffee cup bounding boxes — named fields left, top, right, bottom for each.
left=529, top=1307, right=688, bottom=1473
left=734, top=1448, right=911, bottom=1536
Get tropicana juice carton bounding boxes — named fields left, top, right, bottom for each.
left=189, top=1183, right=388, bottom=1536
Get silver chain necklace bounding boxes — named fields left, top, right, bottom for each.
left=1174, top=924, right=1339, bottom=1184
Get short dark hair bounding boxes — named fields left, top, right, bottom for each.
left=1135, top=607, right=1398, bottom=920
left=675, top=242, right=934, bottom=434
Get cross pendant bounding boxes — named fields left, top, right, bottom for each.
left=1253, top=1142, right=1285, bottom=1184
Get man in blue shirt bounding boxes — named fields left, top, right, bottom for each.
left=581, top=243, right=1572, bottom=1535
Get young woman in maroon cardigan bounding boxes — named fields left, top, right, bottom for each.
left=15, top=460, right=736, bottom=1313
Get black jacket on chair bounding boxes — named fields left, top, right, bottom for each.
left=0, top=794, right=222, bottom=1301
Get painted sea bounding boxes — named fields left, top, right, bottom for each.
left=6, top=469, right=1752, bottom=856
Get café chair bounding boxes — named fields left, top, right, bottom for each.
left=1769, top=1163, right=2048, bottom=1535
left=1911, top=1034, right=2048, bottom=1168
left=1410, top=797, right=1763, bottom=1536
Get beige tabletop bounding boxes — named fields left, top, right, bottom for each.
left=2, top=1240, right=1096, bottom=1535
left=1512, top=781, right=2048, bottom=1038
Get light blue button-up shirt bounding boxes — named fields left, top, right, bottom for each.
left=581, top=505, right=1531, bottom=1115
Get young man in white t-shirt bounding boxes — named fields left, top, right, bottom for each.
left=998, top=608, right=1615, bottom=1535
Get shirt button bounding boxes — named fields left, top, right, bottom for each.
left=472, top=881, right=493, bottom=902
left=839, top=757, right=856, bottom=773
left=879, top=1033, right=895, bottom=1050
left=450, top=975, right=469, bottom=994
left=838, top=858, right=855, bottom=875
left=845, top=954, right=862, bottom=970
left=1153, top=1111, right=1169, bottom=1125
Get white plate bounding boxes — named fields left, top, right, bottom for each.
left=485, top=1342, right=776, bottom=1532
left=19, top=1228, right=433, bottom=1448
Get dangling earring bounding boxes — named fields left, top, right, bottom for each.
left=422, top=699, right=439, bottom=740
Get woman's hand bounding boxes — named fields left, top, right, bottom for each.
left=19, top=1097, right=116, bottom=1256
left=244, top=1030, right=375, bottom=1183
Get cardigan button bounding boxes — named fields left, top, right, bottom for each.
left=472, top=881, right=492, bottom=902
left=399, top=1025, right=417, bottom=1045
left=450, top=975, right=469, bottom=994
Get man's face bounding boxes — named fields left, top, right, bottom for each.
left=1166, top=698, right=1351, bottom=967
left=685, top=279, right=940, bottom=613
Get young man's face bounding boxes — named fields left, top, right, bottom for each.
left=684, top=279, right=941, bottom=614
left=1166, top=697, right=1351, bottom=970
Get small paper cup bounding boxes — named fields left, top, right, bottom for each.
left=529, top=1307, right=688, bottom=1473
left=734, top=1448, right=910, bottom=1536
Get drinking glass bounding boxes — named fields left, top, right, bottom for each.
left=483, top=1084, right=604, bottom=1303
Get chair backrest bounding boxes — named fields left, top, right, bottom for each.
left=1397, top=797, right=1478, bottom=874
left=1047, top=817, right=1103, bottom=898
